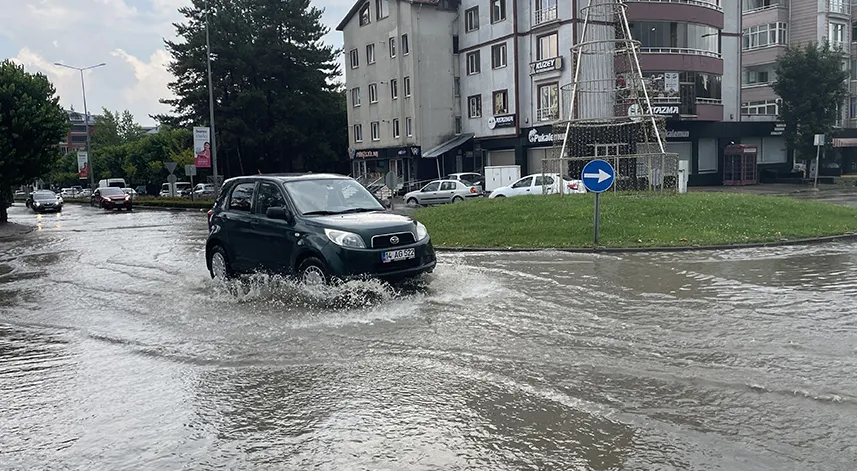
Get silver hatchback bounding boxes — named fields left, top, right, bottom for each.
left=404, top=179, right=481, bottom=206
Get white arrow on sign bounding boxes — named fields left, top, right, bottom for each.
left=583, top=169, right=612, bottom=183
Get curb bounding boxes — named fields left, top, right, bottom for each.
left=434, top=232, right=857, bottom=253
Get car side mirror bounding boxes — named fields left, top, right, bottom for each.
left=266, top=206, right=293, bottom=223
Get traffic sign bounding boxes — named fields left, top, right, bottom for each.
left=185, top=164, right=197, bottom=176
left=581, top=159, right=615, bottom=193
left=164, top=162, right=178, bottom=174
left=167, top=174, right=177, bottom=184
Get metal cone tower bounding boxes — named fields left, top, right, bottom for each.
left=546, top=0, right=678, bottom=193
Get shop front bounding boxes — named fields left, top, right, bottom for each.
left=349, top=146, right=421, bottom=191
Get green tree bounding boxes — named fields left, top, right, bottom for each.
left=156, top=0, right=348, bottom=176
left=92, top=108, right=144, bottom=149
left=0, top=60, right=69, bottom=223
left=773, top=42, right=849, bottom=161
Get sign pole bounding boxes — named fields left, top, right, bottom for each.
left=594, top=192, right=600, bottom=245
left=581, top=159, right=615, bottom=247
left=813, top=134, right=824, bottom=189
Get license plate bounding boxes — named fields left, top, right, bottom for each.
left=382, top=248, right=416, bottom=263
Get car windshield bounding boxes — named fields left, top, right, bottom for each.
left=33, top=191, right=56, bottom=200
left=100, top=188, right=124, bottom=196
left=285, top=178, right=384, bottom=215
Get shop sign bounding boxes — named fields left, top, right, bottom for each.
left=487, top=114, right=516, bottom=129
left=354, top=149, right=379, bottom=159
left=771, top=122, right=785, bottom=136
left=666, top=129, right=689, bottom=138
left=526, top=127, right=564, bottom=144
left=410, top=146, right=421, bottom=157
left=628, top=103, right=680, bottom=119
left=529, top=56, right=563, bottom=75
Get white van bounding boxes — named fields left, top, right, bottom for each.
left=160, top=182, right=192, bottom=197
left=98, top=178, right=126, bottom=189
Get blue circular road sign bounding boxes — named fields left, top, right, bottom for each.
left=581, top=159, right=616, bottom=193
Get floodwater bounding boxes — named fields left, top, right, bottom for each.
left=1, top=203, right=856, bottom=470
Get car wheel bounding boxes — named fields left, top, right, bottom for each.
left=208, top=245, right=232, bottom=280
left=407, top=198, right=418, bottom=207
left=452, top=196, right=463, bottom=203
left=298, top=257, right=329, bottom=286
left=494, top=194, right=506, bottom=198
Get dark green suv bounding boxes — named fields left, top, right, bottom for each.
left=205, top=174, right=436, bottom=284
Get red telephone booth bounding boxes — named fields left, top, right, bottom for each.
left=723, top=144, right=758, bottom=186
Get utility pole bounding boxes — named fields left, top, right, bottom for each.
left=205, top=0, right=220, bottom=195
left=55, top=62, right=106, bottom=189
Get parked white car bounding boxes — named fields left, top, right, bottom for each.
left=488, top=173, right=587, bottom=198
left=404, top=179, right=482, bottom=206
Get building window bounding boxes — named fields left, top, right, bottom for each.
left=366, top=44, right=376, bottom=64
left=467, top=51, right=481, bottom=75
left=454, top=77, right=460, bottom=96
left=376, top=0, right=389, bottom=19
left=454, top=116, right=462, bottom=134
left=534, top=0, right=558, bottom=25
left=391, top=79, right=398, bottom=99
left=830, top=0, right=848, bottom=15
left=851, top=97, right=857, bottom=119
left=359, top=3, right=371, bottom=26
left=743, top=69, right=771, bottom=85
left=741, top=99, right=780, bottom=115
left=404, top=76, right=411, bottom=97
left=389, top=37, right=396, bottom=57
left=491, top=0, right=506, bottom=23
left=829, top=22, right=846, bottom=48
left=351, top=87, right=361, bottom=106
left=468, top=95, right=482, bottom=118
left=537, top=33, right=558, bottom=60
left=742, top=0, right=783, bottom=13
left=631, top=21, right=721, bottom=55
left=742, top=22, right=787, bottom=51
left=402, top=34, right=409, bottom=55
left=392, top=118, right=400, bottom=138
left=371, top=121, right=380, bottom=141
left=71, top=135, right=88, bottom=143
left=453, top=35, right=460, bottom=53
left=493, top=90, right=508, bottom=114
left=537, top=82, right=559, bottom=121
left=406, top=117, right=413, bottom=136
left=465, top=7, right=479, bottom=32
left=491, top=42, right=507, bottom=69
left=369, top=83, right=378, bottom=103
left=70, top=125, right=88, bottom=133
left=353, top=124, right=363, bottom=142
left=349, top=49, right=359, bottom=68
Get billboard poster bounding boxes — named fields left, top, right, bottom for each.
left=77, top=151, right=88, bottom=179
left=193, top=126, right=211, bottom=168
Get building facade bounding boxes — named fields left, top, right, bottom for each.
left=58, top=109, right=96, bottom=155
left=337, top=0, right=459, bottom=190
left=340, top=0, right=793, bottom=187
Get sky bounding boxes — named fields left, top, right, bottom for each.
left=1, top=0, right=352, bottom=126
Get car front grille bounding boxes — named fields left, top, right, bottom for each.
left=371, top=232, right=416, bottom=249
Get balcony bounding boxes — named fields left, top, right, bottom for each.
left=829, top=0, right=849, bottom=16
left=537, top=107, right=559, bottom=122
left=641, top=47, right=721, bottom=59
left=628, top=0, right=721, bottom=11
left=742, top=0, right=787, bottom=15
left=533, top=6, right=557, bottom=26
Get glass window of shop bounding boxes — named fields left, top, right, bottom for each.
left=629, top=22, right=720, bottom=55
left=643, top=71, right=721, bottom=115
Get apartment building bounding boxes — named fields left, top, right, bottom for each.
left=58, top=109, right=96, bottom=155
left=336, top=0, right=459, bottom=189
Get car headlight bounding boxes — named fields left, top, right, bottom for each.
left=415, top=221, right=429, bottom=241
left=324, top=228, right=365, bottom=248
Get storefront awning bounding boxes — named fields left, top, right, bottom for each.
left=422, top=133, right=474, bottom=158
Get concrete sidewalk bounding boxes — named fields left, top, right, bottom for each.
left=689, top=181, right=857, bottom=197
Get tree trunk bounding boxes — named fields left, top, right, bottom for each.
left=0, top=199, right=8, bottom=223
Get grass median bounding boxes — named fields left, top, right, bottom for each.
left=412, top=192, right=857, bottom=249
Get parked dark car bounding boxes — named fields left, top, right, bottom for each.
left=26, top=190, right=63, bottom=213
left=205, top=173, right=436, bottom=284
left=91, top=187, right=133, bottom=210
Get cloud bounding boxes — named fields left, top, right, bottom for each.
left=1, top=0, right=351, bottom=125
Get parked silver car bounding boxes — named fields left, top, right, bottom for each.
left=404, top=179, right=481, bottom=206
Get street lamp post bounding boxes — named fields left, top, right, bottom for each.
left=54, top=62, right=106, bottom=190
left=205, top=0, right=220, bottom=195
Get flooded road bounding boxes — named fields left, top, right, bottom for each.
left=1, top=203, right=856, bottom=470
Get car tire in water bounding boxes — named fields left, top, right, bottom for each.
left=298, top=257, right=329, bottom=286
left=452, top=196, right=463, bottom=203
left=494, top=194, right=506, bottom=198
left=407, top=198, right=418, bottom=207
left=208, top=245, right=232, bottom=280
